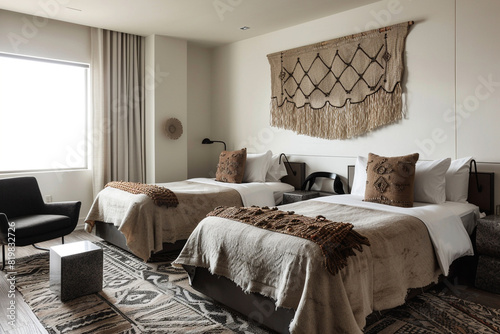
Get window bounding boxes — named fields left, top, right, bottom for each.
left=0, top=53, right=89, bottom=172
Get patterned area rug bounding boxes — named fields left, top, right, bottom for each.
left=365, top=289, right=500, bottom=333
left=10, top=241, right=500, bottom=334
left=11, top=241, right=271, bottom=334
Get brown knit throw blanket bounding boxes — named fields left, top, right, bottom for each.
left=106, top=181, right=179, bottom=208
left=207, top=206, right=370, bottom=275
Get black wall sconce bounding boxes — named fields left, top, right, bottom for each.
left=279, top=153, right=296, bottom=176
left=202, top=138, right=226, bottom=151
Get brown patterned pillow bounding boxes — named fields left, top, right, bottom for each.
left=215, top=148, right=247, bottom=183
left=364, top=152, right=419, bottom=207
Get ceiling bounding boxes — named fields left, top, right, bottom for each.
left=0, top=0, right=380, bottom=47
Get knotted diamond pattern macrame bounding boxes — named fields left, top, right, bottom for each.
left=268, top=22, right=412, bottom=140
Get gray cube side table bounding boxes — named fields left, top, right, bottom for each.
left=475, top=215, right=500, bottom=294
left=282, top=190, right=320, bottom=204
left=50, top=240, right=103, bottom=302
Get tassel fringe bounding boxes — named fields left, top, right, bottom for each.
left=270, top=84, right=403, bottom=140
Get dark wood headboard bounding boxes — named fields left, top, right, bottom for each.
left=281, top=162, right=306, bottom=190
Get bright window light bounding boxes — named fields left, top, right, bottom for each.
left=0, top=53, right=89, bottom=172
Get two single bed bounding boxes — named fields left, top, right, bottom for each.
left=172, top=155, right=492, bottom=333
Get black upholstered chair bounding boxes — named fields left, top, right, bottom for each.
left=0, top=177, right=81, bottom=270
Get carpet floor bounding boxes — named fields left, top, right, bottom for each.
left=365, top=288, right=500, bottom=333
left=11, top=241, right=270, bottom=334
left=9, top=240, right=500, bottom=333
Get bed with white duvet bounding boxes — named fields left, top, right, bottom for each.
left=173, top=155, right=487, bottom=334
left=84, top=151, right=294, bottom=261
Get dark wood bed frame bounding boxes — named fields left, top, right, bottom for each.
left=184, top=165, right=495, bottom=334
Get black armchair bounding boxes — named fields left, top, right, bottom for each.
left=0, top=177, right=81, bottom=270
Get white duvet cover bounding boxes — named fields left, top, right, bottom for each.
left=312, top=195, right=478, bottom=275
left=174, top=196, right=446, bottom=333
left=188, top=178, right=294, bottom=207
left=85, top=178, right=294, bottom=260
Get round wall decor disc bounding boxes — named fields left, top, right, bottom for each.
left=164, top=118, right=183, bottom=140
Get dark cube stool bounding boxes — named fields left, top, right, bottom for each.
left=475, top=215, right=500, bottom=294
left=50, top=240, right=103, bottom=302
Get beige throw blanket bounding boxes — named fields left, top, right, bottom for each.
left=207, top=205, right=370, bottom=275
left=85, top=181, right=242, bottom=261
left=174, top=200, right=441, bottom=334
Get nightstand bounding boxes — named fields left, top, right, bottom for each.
left=475, top=215, right=500, bottom=294
left=282, top=190, right=320, bottom=204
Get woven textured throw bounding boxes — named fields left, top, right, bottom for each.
left=207, top=206, right=370, bottom=275
left=106, top=181, right=179, bottom=208
left=267, top=21, right=412, bottom=140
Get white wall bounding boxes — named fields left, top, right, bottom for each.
left=456, top=0, right=500, bottom=162
left=0, top=9, right=93, bottom=224
left=210, top=0, right=500, bottom=208
left=455, top=0, right=500, bottom=209
left=145, top=39, right=214, bottom=182
left=0, top=9, right=90, bottom=63
left=145, top=35, right=188, bottom=183
left=211, top=0, right=456, bottom=158
left=187, top=43, right=216, bottom=178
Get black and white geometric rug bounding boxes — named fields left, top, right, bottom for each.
left=10, top=241, right=500, bottom=333
left=11, top=241, right=271, bottom=334
left=364, top=288, right=500, bottom=333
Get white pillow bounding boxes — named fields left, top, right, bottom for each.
left=350, top=156, right=367, bottom=196
left=243, top=150, right=272, bottom=182
left=445, top=157, right=473, bottom=202
left=414, top=158, right=451, bottom=204
left=266, top=154, right=288, bottom=182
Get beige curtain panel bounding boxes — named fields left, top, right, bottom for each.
left=91, top=28, right=146, bottom=197
left=267, top=21, right=412, bottom=140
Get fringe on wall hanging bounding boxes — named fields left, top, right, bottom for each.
left=267, top=21, right=413, bottom=140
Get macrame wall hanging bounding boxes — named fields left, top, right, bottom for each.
left=267, top=21, right=413, bottom=140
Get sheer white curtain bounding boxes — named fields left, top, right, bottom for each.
left=91, top=28, right=146, bottom=197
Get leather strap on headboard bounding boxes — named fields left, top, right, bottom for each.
left=468, top=172, right=494, bottom=215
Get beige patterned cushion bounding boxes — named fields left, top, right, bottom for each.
left=215, top=148, right=247, bottom=183
left=364, top=152, right=419, bottom=207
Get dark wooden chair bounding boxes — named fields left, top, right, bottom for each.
left=0, top=177, right=81, bottom=270
left=301, top=172, right=345, bottom=194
